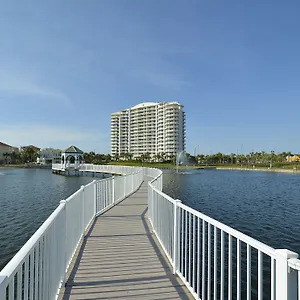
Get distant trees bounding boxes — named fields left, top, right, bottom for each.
left=195, top=151, right=295, bottom=166
left=80, top=150, right=295, bottom=167
left=84, top=152, right=112, bottom=164
left=21, top=147, right=39, bottom=163
left=10, top=151, right=21, bottom=164
left=3, top=152, right=10, bottom=164
left=2, top=148, right=293, bottom=167
left=0, top=151, right=23, bottom=165
left=1, top=147, right=40, bottom=164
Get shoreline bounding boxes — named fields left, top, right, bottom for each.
left=216, top=166, right=300, bottom=174
left=0, top=164, right=51, bottom=169
left=0, top=165, right=25, bottom=169
left=2, top=164, right=299, bottom=174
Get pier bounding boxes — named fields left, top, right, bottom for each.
left=58, top=178, right=191, bottom=299
left=1, top=164, right=300, bottom=300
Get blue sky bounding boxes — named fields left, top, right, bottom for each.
left=1, top=0, right=300, bottom=155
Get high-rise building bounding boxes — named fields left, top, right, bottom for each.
left=110, top=102, right=186, bottom=158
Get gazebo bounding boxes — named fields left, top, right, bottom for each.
left=61, top=146, right=84, bottom=170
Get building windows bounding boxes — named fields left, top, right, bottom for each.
left=111, top=102, right=186, bottom=158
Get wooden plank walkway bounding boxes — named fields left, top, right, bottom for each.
left=59, top=177, right=192, bottom=300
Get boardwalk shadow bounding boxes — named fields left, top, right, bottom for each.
left=60, top=181, right=191, bottom=300
left=140, top=207, right=191, bottom=299
left=61, top=218, right=97, bottom=298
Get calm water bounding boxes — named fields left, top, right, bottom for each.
left=163, top=169, right=300, bottom=253
left=163, top=169, right=300, bottom=299
left=0, top=168, right=96, bottom=270
left=1, top=167, right=300, bottom=279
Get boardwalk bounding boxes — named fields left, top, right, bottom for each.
left=59, top=178, right=192, bottom=300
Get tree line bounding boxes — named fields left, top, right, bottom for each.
left=75, top=150, right=297, bottom=166
left=1, top=147, right=39, bottom=164
left=196, top=151, right=293, bottom=165
left=1, top=149, right=295, bottom=166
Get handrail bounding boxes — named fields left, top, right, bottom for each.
left=177, top=202, right=276, bottom=258
left=288, top=257, right=300, bottom=271
left=151, top=174, right=275, bottom=257
left=0, top=203, right=65, bottom=277
left=147, top=167, right=300, bottom=300
left=52, top=163, right=142, bottom=176
left=0, top=164, right=143, bottom=300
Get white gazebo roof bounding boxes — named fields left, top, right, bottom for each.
left=63, top=146, right=84, bottom=154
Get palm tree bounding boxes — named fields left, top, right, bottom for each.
left=168, top=154, right=176, bottom=164
left=3, top=152, right=10, bottom=164
left=104, top=154, right=111, bottom=163
left=196, top=154, right=205, bottom=164
left=230, top=153, right=236, bottom=164
left=144, top=152, right=151, bottom=162
left=84, top=152, right=91, bottom=163
left=153, top=154, right=159, bottom=162
left=215, top=152, right=223, bottom=164
left=160, top=152, right=166, bottom=162
left=21, top=147, right=38, bottom=163
left=156, top=153, right=163, bottom=162
left=119, top=152, right=126, bottom=160
left=10, top=151, right=20, bottom=164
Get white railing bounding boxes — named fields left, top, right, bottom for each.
left=0, top=165, right=143, bottom=300
left=3, top=164, right=300, bottom=300
left=80, top=163, right=142, bottom=175
left=148, top=168, right=300, bottom=300
left=52, top=163, right=142, bottom=175
left=287, top=258, right=300, bottom=299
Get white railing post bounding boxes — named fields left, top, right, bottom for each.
left=148, top=185, right=151, bottom=222
left=275, top=249, right=298, bottom=300
left=124, top=176, right=126, bottom=197
left=0, top=276, right=7, bottom=299
left=173, top=199, right=182, bottom=274
left=59, top=200, right=67, bottom=285
left=151, top=187, right=154, bottom=223
left=81, top=185, right=85, bottom=235
left=93, top=180, right=97, bottom=215
left=112, top=177, right=115, bottom=205
left=132, top=174, right=134, bottom=192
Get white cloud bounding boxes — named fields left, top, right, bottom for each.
left=0, top=123, right=109, bottom=153
left=0, top=71, right=71, bottom=105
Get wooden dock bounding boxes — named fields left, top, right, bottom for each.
left=59, top=178, right=192, bottom=300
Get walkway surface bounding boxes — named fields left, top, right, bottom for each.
left=59, top=178, right=192, bottom=300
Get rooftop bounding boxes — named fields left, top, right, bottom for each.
left=0, top=141, right=12, bottom=147
left=131, top=102, right=158, bottom=109
left=64, top=145, right=84, bottom=154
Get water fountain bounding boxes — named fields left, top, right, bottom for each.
left=176, top=150, right=188, bottom=174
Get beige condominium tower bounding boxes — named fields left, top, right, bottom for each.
left=111, top=102, right=186, bottom=159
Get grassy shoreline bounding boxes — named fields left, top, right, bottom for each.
left=108, top=162, right=300, bottom=174
left=0, top=164, right=26, bottom=168
left=216, top=166, right=300, bottom=174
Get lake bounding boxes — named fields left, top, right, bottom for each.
left=1, top=167, right=300, bottom=274
left=0, top=168, right=96, bottom=270
left=163, top=169, right=300, bottom=254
